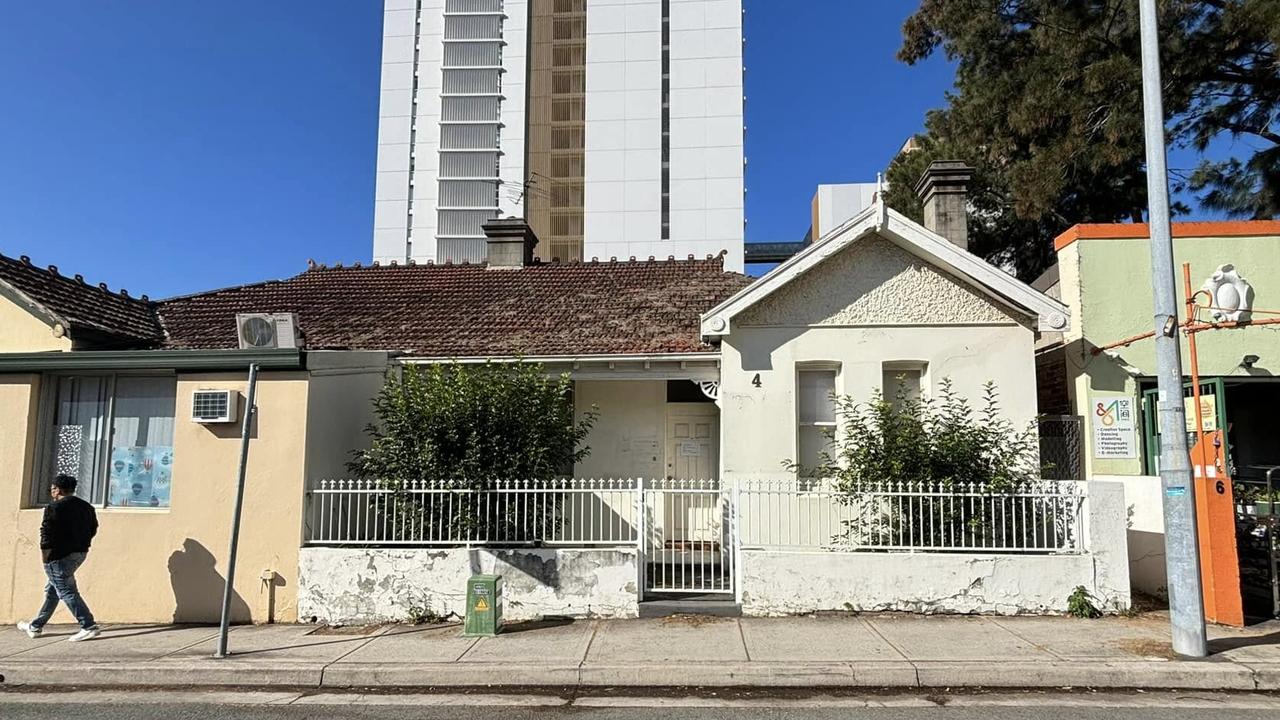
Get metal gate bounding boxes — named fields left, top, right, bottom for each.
left=641, top=479, right=735, bottom=595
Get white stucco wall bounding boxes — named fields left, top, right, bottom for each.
left=719, top=235, right=1039, bottom=479
left=1100, top=473, right=1168, bottom=598
left=574, top=380, right=667, bottom=479
left=297, top=547, right=639, bottom=624
left=720, top=324, right=1037, bottom=478
left=741, top=481, right=1131, bottom=616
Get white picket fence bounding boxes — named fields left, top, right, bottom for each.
left=306, top=478, right=1086, bottom=555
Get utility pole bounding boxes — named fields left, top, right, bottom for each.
left=215, top=363, right=260, bottom=659
left=1138, top=0, right=1207, bottom=657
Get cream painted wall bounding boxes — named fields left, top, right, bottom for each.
left=720, top=324, right=1039, bottom=479
left=1, top=371, right=311, bottom=625
left=303, top=365, right=388, bottom=486
left=0, top=298, right=69, bottom=352
left=574, top=380, right=667, bottom=479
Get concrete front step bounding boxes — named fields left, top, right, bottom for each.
left=638, top=595, right=742, bottom=618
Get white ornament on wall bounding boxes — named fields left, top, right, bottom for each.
left=1200, top=264, right=1254, bottom=322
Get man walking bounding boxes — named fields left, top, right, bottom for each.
left=17, top=475, right=101, bottom=642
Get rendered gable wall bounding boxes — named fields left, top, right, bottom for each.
left=0, top=294, right=70, bottom=352
left=737, top=236, right=1024, bottom=328
left=719, top=233, right=1039, bottom=479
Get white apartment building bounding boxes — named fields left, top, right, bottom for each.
left=372, top=0, right=745, bottom=271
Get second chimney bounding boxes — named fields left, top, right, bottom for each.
left=914, top=160, right=974, bottom=250
left=482, top=217, right=539, bottom=268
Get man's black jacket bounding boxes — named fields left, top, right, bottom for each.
left=40, top=495, right=98, bottom=562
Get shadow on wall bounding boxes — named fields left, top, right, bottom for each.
left=168, top=538, right=251, bottom=624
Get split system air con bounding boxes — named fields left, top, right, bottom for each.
left=235, top=313, right=300, bottom=350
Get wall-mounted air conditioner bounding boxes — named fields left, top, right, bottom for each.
left=235, top=313, right=300, bottom=350
left=191, top=389, right=238, bottom=424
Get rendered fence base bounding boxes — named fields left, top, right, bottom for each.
left=739, top=551, right=1126, bottom=616
left=298, top=547, right=639, bottom=624
left=740, top=481, right=1132, bottom=616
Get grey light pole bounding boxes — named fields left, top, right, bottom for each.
left=1138, top=0, right=1207, bottom=658
left=215, top=363, right=260, bottom=659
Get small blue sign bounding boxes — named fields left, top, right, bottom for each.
left=1165, top=487, right=1187, bottom=497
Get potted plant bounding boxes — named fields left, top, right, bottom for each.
left=1256, top=489, right=1279, bottom=517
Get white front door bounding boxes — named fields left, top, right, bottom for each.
left=665, top=407, right=719, bottom=481
left=663, top=406, right=720, bottom=543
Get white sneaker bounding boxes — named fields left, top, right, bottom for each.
left=68, top=626, right=101, bottom=642
left=16, top=621, right=41, bottom=639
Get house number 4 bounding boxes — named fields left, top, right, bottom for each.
left=752, top=373, right=762, bottom=388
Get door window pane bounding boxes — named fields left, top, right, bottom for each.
left=48, top=376, right=110, bottom=503
left=107, top=377, right=177, bottom=508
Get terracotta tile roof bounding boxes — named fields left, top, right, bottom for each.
left=157, top=256, right=754, bottom=356
left=0, top=252, right=164, bottom=346
left=1054, top=220, right=1280, bottom=251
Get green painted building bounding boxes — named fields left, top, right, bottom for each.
left=1036, top=221, right=1280, bottom=615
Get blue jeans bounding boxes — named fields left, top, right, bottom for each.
left=31, top=552, right=96, bottom=630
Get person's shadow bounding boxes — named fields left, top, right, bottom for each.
left=167, top=538, right=251, bottom=624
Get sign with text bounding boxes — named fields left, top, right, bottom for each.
left=1092, top=394, right=1138, bottom=459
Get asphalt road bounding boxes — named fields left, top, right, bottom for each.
left=2, top=690, right=1280, bottom=719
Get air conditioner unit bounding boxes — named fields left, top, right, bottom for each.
left=235, top=313, right=300, bottom=350
left=191, top=389, right=238, bottom=424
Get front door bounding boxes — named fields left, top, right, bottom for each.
left=665, top=407, right=719, bottom=481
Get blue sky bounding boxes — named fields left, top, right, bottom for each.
left=4, top=1, right=1220, bottom=299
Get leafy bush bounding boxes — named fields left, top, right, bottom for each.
left=349, top=362, right=597, bottom=541
left=797, top=379, right=1059, bottom=549
left=812, top=378, right=1041, bottom=492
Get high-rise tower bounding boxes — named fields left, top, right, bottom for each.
left=373, top=0, right=745, bottom=271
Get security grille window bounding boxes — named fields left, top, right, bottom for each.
left=797, top=369, right=838, bottom=478
left=438, top=0, right=504, bottom=262
left=443, top=42, right=502, bottom=66
left=443, top=14, right=502, bottom=40
left=440, top=152, right=500, bottom=178
left=439, top=180, right=499, bottom=207
left=441, top=124, right=499, bottom=149
left=34, top=374, right=177, bottom=509
left=442, top=97, right=500, bottom=122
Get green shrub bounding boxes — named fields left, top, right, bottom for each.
left=812, top=378, right=1040, bottom=492
left=794, top=379, right=1053, bottom=549
left=350, top=362, right=597, bottom=540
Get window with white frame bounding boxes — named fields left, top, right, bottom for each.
left=882, top=361, right=927, bottom=411
left=34, top=374, right=177, bottom=509
left=797, top=367, right=838, bottom=477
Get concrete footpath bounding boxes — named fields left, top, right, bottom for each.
left=1, top=613, right=1278, bottom=691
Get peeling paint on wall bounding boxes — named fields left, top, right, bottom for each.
left=298, top=547, right=639, bottom=624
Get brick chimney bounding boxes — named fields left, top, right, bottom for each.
left=914, top=161, right=974, bottom=250
left=482, top=217, right=539, bottom=268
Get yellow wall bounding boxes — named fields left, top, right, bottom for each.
left=1, top=371, right=311, bottom=625
left=0, top=298, right=70, bottom=352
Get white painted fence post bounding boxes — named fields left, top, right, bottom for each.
left=635, top=477, right=646, bottom=603
left=732, top=477, right=743, bottom=606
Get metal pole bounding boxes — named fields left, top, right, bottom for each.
left=214, top=363, right=261, bottom=659
left=1138, top=0, right=1207, bottom=658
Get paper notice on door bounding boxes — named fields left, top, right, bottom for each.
left=679, top=441, right=701, bottom=457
